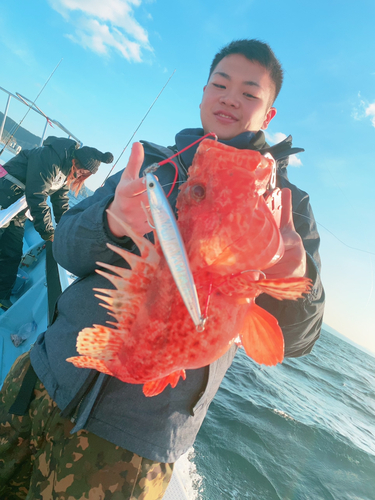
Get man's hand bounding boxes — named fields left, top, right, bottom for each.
left=107, top=142, right=151, bottom=237
left=265, top=188, right=307, bottom=279
left=41, top=231, right=54, bottom=242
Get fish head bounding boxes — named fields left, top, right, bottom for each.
left=176, top=139, right=283, bottom=275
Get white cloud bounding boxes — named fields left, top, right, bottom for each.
left=352, top=92, right=367, bottom=121
left=265, top=131, right=287, bottom=144
left=288, top=155, right=303, bottom=167
left=352, top=93, right=375, bottom=128
left=365, top=102, right=375, bottom=127
left=264, top=131, right=303, bottom=167
left=48, top=0, right=151, bottom=61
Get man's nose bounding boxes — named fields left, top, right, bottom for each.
left=219, top=91, right=239, bottom=107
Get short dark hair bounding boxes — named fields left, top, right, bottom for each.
left=208, top=39, right=284, bottom=103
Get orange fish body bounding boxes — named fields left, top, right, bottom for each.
left=67, top=140, right=311, bottom=396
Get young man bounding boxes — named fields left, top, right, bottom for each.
left=0, top=40, right=324, bottom=499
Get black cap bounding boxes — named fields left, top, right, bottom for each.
left=75, top=147, right=114, bottom=174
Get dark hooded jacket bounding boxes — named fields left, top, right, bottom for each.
left=2, top=136, right=78, bottom=240
left=30, top=129, right=325, bottom=463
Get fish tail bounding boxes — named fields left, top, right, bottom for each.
left=142, top=369, right=187, bottom=397
left=239, top=303, right=284, bottom=365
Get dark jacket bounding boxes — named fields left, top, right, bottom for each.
left=2, top=136, right=78, bottom=240
left=30, top=130, right=325, bottom=462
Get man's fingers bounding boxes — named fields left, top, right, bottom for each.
left=280, top=188, right=294, bottom=231
left=131, top=190, right=149, bottom=208
left=122, top=177, right=148, bottom=197
left=122, top=142, right=145, bottom=182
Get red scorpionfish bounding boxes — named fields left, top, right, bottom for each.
left=67, top=139, right=312, bottom=396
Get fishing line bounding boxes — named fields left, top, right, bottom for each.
left=142, top=132, right=217, bottom=198
left=307, top=157, right=375, bottom=305
left=293, top=211, right=375, bottom=256
left=153, top=165, right=375, bottom=258
left=0, top=58, right=63, bottom=157
left=102, top=69, right=177, bottom=186
left=325, top=169, right=374, bottom=255
left=146, top=173, right=374, bottom=257
left=157, top=132, right=217, bottom=196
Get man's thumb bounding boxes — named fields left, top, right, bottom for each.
left=123, top=142, right=145, bottom=181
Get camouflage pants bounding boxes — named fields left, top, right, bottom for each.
left=0, top=352, right=173, bottom=500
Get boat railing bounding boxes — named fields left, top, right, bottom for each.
left=0, top=85, right=82, bottom=151
left=0, top=84, right=82, bottom=315
left=0, top=195, right=28, bottom=228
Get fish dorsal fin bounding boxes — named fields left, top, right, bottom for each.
left=239, top=303, right=284, bottom=366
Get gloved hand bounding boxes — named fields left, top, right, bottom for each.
left=265, top=188, right=307, bottom=279
left=41, top=230, right=54, bottom=242
left=107, top=142, right=152, bottom=237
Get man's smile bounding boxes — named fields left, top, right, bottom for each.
left=214, top=110, right=238, bottom=122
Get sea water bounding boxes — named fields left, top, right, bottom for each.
left=183, top=328, right=375, bottom=500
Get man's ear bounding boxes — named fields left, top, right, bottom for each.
left=199, top=85, right=207, bottom=109
left=262, top=107, right=277, bottom=130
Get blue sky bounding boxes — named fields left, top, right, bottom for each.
left=0, top=0, right=374, bottom=352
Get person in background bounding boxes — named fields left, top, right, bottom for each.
left=0, top=136, right=114, bottom=310
left=0, top=39, right=325, bottom=499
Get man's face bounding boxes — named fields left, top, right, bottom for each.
left=200, top=54, right=277, bottom=140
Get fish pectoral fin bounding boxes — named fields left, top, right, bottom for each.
left=239, top=303, right=284, bottom=366
left=142, top=369, right=187, bottom=397
left=256, top=277, right=312, bottom=301
left=75, top=325, right=123, bottom=362
left=66, top=356, right=115, bottom=376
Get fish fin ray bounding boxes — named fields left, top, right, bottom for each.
left=95, top=264, right=133, bottom=280
left=66, top=356, right=115, bottom=376
left=239, top=303, right=284, bottom=365
left=105, top=210, right=159, bottom=264
left=74, top=325, right=123, bottom=361
left=256, top=277, right=312, bottom=300
left=142, top=370, right=186, bottom=397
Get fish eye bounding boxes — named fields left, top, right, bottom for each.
left=191, top=184, right=206, bottom=200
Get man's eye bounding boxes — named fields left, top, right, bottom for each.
left=212, top=83, right=226, bottom=89
left=244, top=93, right=257, bottom=99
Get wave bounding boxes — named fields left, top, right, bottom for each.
left=194, top=393, right=375, bottom=499
left=191, top=329, right=375, bottom=499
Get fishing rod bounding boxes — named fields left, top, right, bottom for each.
left=0, top=58, right=63, bottom=157
left=102, top=69, right=176, bottom=186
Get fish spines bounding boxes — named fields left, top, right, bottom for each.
left=68, top=219, right=161, bottom=373
left=105, top=210, right=159, bottom=264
